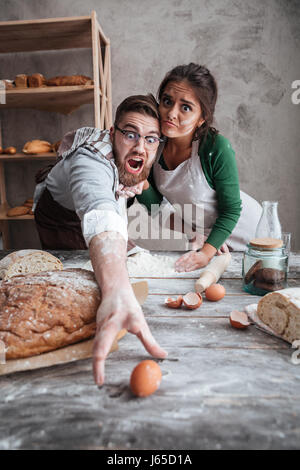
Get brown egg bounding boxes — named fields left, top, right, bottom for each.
left=130, top=360, right=162, bottom=397
left=205, top=283, right=226, bottom=301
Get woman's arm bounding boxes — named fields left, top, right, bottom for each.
left=204, top=137, right=242, bottom=250
left=175, top=135, right=242, bottom=272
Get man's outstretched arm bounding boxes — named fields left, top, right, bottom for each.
left=89, top=231, right=167, bottom=386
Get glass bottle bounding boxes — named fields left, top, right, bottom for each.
left=255, top=201, right=282, bottom=239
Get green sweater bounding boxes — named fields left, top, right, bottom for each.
left=136, top=132, right=242, bottom=250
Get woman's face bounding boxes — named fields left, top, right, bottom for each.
left=159, top=80, right=204, bottom=139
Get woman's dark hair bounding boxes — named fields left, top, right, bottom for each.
left=114, top=94, right=159, bottom=127
left=157, top=63, right=218, bottom=142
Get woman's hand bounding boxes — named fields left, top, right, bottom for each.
left=93, top=287, right=167, bottom=386
left=175, top=250, right=210, bottom=272
left=117, top=180, right=149, bottom=198
left=216, top=242, right=230, bottom=255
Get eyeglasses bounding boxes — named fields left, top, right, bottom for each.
left=115, top=125, right=164, bottom=148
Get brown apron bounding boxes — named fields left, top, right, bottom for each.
left=35, top=187, right=87, bottom=250
left=34, top=153, right=87, bottom=250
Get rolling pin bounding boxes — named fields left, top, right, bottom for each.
left=195, top=253, right=231, bottom=293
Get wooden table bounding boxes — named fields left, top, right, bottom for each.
left=0, top=250, right=299, bottom=450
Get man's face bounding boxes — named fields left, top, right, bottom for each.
left=111, top=112, right=161, bottom=187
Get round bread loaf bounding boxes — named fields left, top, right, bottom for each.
left=0, top=269, right=100, bottom=359
left=257, top=288, right=300, bottom=343
left=0, top=249, right=63, bottom=280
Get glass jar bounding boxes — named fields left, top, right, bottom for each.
left=242, top=240, right=288, bottom=296
left=255, top=201, right=282, bottom=239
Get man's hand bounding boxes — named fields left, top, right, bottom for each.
left=89, top=232, right=167, bottom=386
left=93, top=287, right=167, bottom=386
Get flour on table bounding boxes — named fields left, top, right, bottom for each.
left=83, top=251, right=177, bottom=277
left=127, top=251, right=176, bottom=276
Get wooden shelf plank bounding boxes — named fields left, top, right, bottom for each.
left=0, top=16, right=94, bottom=53
left=0, top=86, right=96, bottom=114
left=0, top=153, right=57, bottom=161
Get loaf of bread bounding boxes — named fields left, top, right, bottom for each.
left=22, top=140, right=52, bottom=154
left=14, top=74, right=28, bottom=88
left=3, top=146, right=17, bottom=155
left=28, top=73, right=46, bottom=87
left=6, top=206, right=31, bottom=217
left=257, top=288, right=300, bottom=343
left=0, top=269, right=101, bottom=359
left=46, top=75, right=93, bottom=86
left=0, top=249, right=63, bottom=280
left=2, top=79, right=15, bottom=89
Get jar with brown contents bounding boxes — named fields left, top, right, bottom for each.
left=242, top=237, right=289, bottom=295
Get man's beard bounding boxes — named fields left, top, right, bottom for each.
left=114, top=148, right=151, bottom=187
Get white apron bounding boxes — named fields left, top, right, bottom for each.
left=153, top=140, right=262, bottom=251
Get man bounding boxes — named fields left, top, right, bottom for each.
left=34, top=94, right=168, bottom=385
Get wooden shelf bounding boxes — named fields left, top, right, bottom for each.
left=0, top=153, right=57, bottom=161
left=0, top=15, right=109, bottom=53
left=0, top=85, right=96, bottom=114
left=0, top=12, right=112, bottom=249
left=0, top=202, right=34, bottom=220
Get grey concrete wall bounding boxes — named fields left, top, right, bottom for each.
left=0, top=0, right=299, bottom=250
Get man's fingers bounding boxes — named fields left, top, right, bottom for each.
left=136, top=322, right=168, bottom=359
left=93, top=321, right=120, bottom=386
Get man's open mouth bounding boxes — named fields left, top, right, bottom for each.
left=125, top=156, right=145, bottom=174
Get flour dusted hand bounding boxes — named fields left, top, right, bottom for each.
left=93, top=288, right=167, bottom=386
left=89, top=232, right=167, bottom=386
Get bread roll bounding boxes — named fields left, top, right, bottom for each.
left=46, top=75, right=93, bottom=86
left=6, top=206, right=30, bottom=217
left=3, top=79, right=15, bottom=89
left=14, top=74, right=28, bottom=88
left=28, top=73, right=46, bottom=87
left=3, top=146, right=17, bottom=155
left=257, top=288, right=300, bottom=343
left=22, top=140, right=52, bottom=154
left=0, top=269, right=99, bottom=359
left=0, top=249, right=63, bottom=280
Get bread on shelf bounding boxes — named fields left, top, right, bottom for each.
left=45, top=75, right=93, bottom=86
left=2, top=79, right=15, bottom=89
left=6, top=206, right=31, bottom=217
left=22, top=140, right=52, bottom=154
left=28, top=73, right=46, bottom=88
left=3, top=146, right=17, bottom=155
left=14, top=74, right=28, bottom=88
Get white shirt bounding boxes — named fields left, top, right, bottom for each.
left=33, top=128, right=128, bottom=246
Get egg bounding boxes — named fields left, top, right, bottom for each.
left=130, top=360, right=162, bottom=397
left=205, top=283, right=226, bottom=301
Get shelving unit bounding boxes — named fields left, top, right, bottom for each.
left=0, top=11, right=112, bottom=249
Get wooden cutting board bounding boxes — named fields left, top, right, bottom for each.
left=0, top=280, right=148, bottom=376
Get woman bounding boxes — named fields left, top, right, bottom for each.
left=136, top=63, right=262, bottom=272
